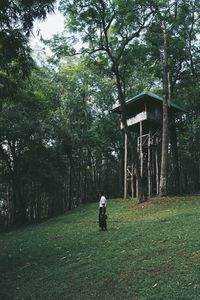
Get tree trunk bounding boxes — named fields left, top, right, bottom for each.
left=124, top=131, right=128, bottom=199
left=159, top=22, right=169, bottom=197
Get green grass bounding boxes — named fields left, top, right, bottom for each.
left=0, top=196, right=200, bottom=300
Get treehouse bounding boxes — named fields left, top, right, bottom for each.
left=112, top=91, right=185, bottom=198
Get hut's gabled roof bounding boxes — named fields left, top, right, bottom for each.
left=112, top=91, right=186, bottom=113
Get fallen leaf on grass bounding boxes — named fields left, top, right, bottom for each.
left=21, top=262, right=31, bottom=269
left=60, top=256, right=67, bottom=260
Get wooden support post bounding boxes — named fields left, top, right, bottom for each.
left=140, top=121, right=143, bottom=177
left=131, top=164, right=134, bottom=198
left=136, top=178, right=138, bottom=198
left=148, top=133, right=151, bottom=198
left=155, top=137, right=159, bottom=195
left=151, top=147, right=155, bottom=196
left=124, top=131, right=128, bottom=199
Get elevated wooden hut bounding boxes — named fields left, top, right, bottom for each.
left=112, top=91, right=185, bottom=198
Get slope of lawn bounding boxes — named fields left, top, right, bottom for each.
left=0, top=196, right=200, bottom=300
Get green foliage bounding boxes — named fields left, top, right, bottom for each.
left=145, top=0, right=200, bottom=84
left=1, top=196, right=200, bottom=299
left=0, top=0, right=57, bottom=74
left=0, top=65, right=70, bottom=224
left=54, top=58, right=123, bottom=201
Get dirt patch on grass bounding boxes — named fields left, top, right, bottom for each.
left=190, top=250, right=200, bottom=262
left=129, top=200, right=154, bottom=210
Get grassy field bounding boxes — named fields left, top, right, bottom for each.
left=0, top=196, right=200, bottom=300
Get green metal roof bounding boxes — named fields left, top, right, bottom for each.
left=112, top=91, right=186, bottom=112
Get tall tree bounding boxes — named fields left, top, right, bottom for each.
left=145, top=0, right=200, bottom=195
left=159, top=21, right=169, bottom=196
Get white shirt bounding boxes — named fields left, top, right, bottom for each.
left=99, top=196, right=107, bottom=207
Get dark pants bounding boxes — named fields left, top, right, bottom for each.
left=99, top=207, right=107, bottom=230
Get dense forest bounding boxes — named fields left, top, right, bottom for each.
left=1, top=0, right=200, bottom=227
